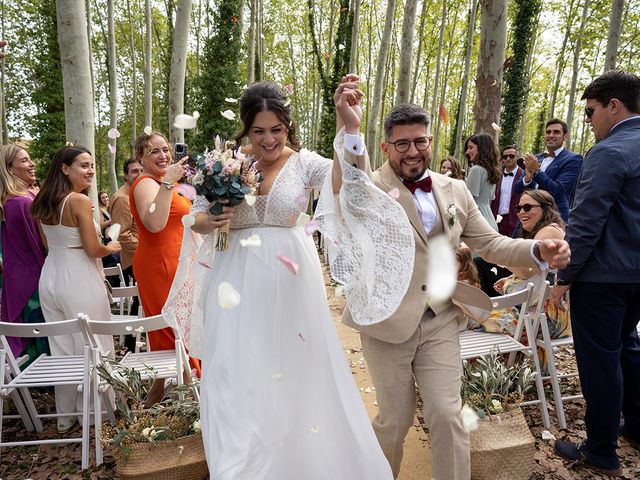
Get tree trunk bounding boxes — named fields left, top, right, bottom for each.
left=126, top=0, right=138, bottom=140
left=106, top=0, right=118, bottom=193
left=549, top=0, right=576, bottom=118
left=410, top=0, right=428, bottom=104
left=365, top=0, right=396, bottom=155
left=56, top=0, right=98, bottom=208
left=565, top=0, right=590, bottom=150
left=247, top=0, right=257, bottom=83
left=454, top=0, right=478, bottom=157
left=430, top=1, right=447, bottom=117
left=604, top=0, right=625, bottom=71
left=144, top=0, right=153, bottom=127
left=473, top=0, right=507, bottom=139
left=348, top=0, right=361, bottom=73
left=168, top=0, right=192, bottom=144
left=395, top=0, right=418, bottom=104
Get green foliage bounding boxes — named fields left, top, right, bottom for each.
left=193, top=0, right=243, bottom=150
left=500, top=0, right=543, bottom=148
left=308, top=0, right=353, bottom=158
left=28, top=0, right=66, bottom=176
left=532, top=102, right=547, bottom=154
left=461, top=348, right=537, bottom=416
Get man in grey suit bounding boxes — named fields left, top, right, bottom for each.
left=333, top=77, right=571, bottom=480
left=552, top=70, right=640, bottom=477
left=515, top=118, right=583, bottom=222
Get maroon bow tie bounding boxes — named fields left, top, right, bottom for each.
left=403, top=176, right=432, bottom=194
left=542, top=151, right=556, bottom=158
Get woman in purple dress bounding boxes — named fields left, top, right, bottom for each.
left=0, top=144, right=48, bottom=361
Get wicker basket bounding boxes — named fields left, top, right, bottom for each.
left=115, top=433, right=208, bottom=480
left=470, top=408, right=535, bottom=480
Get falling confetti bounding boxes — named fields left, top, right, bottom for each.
left=541, top=430, right=556, bottom=441
left=240, top=234, right=262, bottom=247
left=491, top=122, right=501, bottom=133
left=218, top=281, right=241, bottom=309
left=225, top=97, right=238, bottom=103
left=173, top=111, right=200, bottom=130
left=108, top=144, right=116, bottom=154
left=221, top=110, right=236, bottom=120
left=271, top=373, right=283, bottom=381
left=283, top=84, right=294, bottom=95
left=144, top=126, right=153, bottom=135
left=496, top=214, right=503, bottom=224
left=304, top=219, right=318, bottom=236
left=198, top=261, right=211, bottom=269
left=462, top=404, right=480, bottom=432
left=149, top=202, right=156, bottom=213
left=298, top=332, right=306, bottom=342
left=277, top=254, right=299, bottom=275
left=107, top=128, right=121, bottom=139
left=283, top=99, right=291, bottom=108
left=244, top=194, right=257, bottom=206
left=426, top=235, right=457, bottom=303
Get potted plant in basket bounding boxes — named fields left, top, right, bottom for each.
left=96, top=363, right=207, bottom=480
left=461, top=348, right=537, bottom=480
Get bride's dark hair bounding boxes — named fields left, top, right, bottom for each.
left=234, top=81, right=301, bottom=151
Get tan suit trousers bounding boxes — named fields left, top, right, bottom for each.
left=361, top=305, right=469, bottom=479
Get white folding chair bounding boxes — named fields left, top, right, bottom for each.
left=0, top=316, right=103, bottom=469
left=531, top=283, right=580, bottom=429
left=459, top=282, right=551, bottom=429
left=0, top=349, right=35, bottom=433
left=85, top=314, right=198, bottom=401
left=103, top=263, right=126, bottom=286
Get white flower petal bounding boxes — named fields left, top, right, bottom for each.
left=309, top=425, right=320, bottom=434
left=221, top=110, right=236, bottom=120
left=334, top=285, right=344, bottom=297
left=181, top=214, right=196, bottom=228
left=296, top=212, right=311, bottom=227
left=244, top=194, right=256, bottom=206
left=149, top=202, right=156, bottom=213
left=496, top=214, right=503, bottom=224
left=283, top=99, right=291, bottom=108
left=239, top=234, right=262, bottom=247
left=271, top=373, right=283, bottom=381
left=338, top=43, right=345, bottom=50
left=108, top=144, right=116, bottom=154
left=225, top=97, right=238, bottom=103
left=388, top=187, right=400, bottom=200
left=491, top=122, right=501, bottom=133
left=541, top=430, right=556, bottom=441
left=135, top=326, right=145, bottom=333
left=173, top=113, right=198, bottom=130
left=426, top=235, right=457, bottom=303
left=218, top=281, right=241, bottom=309
left=461, top=404, right=480, bottom=432
left=107, top=128, right=121, bottom=139
left=143, top=126, right=152, bottom=135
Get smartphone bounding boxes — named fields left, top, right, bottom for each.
left=174, top=142, right=189, bottom=161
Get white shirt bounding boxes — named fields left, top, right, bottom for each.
left=540, top=146, right=564, bottom=172
left=498, top=169, right=517, bottom=215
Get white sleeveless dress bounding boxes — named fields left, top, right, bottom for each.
left=38, top=193, right=115, bottom=428
left=185, top=150, right=394, bottom=479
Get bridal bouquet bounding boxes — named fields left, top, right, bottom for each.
left=187, top=137, right=261, bottom=250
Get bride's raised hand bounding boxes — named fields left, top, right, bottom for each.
left=193, top=202, right=235, bottom=234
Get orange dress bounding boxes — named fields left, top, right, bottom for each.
left=130, top=175, right=201, bottom=375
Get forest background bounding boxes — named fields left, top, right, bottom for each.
left=0, top=0, right=635, bottom=199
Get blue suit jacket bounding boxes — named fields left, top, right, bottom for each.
left=514, top=148, right=583, bottom=221
left=558, top=116, right=640, bottom=284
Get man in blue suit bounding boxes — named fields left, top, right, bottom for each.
left=514, top=118, right=583, bottom=222
left=552, top=70, right=640, bottom=477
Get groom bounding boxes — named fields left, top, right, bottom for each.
left=333, top=78, right=571, bottom=479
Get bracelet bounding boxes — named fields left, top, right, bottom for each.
left=160, top=180, right=175, bottom=190
left=533, top=241, right=543, bottom=262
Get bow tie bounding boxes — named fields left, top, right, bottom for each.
left=503, top=171, right=514, bottom=177
left=542, top=152, right=556, bottom=158
left=403, top=176, right=432, bottom=194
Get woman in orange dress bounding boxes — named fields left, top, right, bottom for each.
left=130, top=131, right=200, bottom=406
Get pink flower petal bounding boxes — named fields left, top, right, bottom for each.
left=304, top=219, right=318, bottom=236
left=388, top=187, right=400, bottom=200
left=108, top=144, right=116, bottom=154
left=276, top=254, right=299, bottom=275
left=107, top=128, right=121, bottom=139
left=198, top=261, right=211, bottom=269
left=283, top=84, right=294, bottom=95
left=176, top=183, right=197, bottom=200
left=295, top=193, right=307, bottom=207
left=298, top=332, right=306, bottom=342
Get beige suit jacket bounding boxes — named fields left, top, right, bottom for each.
left=342, top=155, right=537, bottom=344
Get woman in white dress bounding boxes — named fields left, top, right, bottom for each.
left=31, top=145, right=120, bottom=432
left=170, top=82, right=394, bottom=479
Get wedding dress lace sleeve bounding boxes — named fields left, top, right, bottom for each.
left=314, top=128, right=415, bottom=325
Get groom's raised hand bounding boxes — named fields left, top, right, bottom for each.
left=334, top=74, right=363, bottom=134
left=538, top=239, right=571, bottom=269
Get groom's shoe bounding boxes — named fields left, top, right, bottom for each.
left=554, top=439, right=623, bottom=477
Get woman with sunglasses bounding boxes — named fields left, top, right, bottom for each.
left=489, top=190, right=571, bottom=344
left=464, top=133, right=501, bottom=231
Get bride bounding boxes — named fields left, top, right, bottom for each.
left=165, top=78, right=412, bottom=479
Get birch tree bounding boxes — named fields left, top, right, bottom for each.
left=247, top=0, right=257, bottom=83
left=144, top=0, right=152, bottom=127
left=106, top=0, right=118, bottom=193
left=473, top=0, right=507, bottom=138
left=454, top=0, right=478, bottom=157
left=566, top=0, right=590, bottom=149
left=395, top=0, right=418, bottom=104
left=604, top=0, right=625, bottom=71
left=348, top=0, right=361, bottom=73
left=126, top=0, right=137, bottom=139
left=430, top=2, right=447, bottom=117
left=168, top=0, right=192, bottom=144
left=56, top=0, right=98, bottom=207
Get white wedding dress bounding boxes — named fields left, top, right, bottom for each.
left=165, top=136, right=415, bottom=479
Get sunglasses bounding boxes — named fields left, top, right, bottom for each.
left=584, top=106, right=595, bottom=119
left=502, top=154, right=517, bottom=159
left=515, top=204, right=542, bottom=213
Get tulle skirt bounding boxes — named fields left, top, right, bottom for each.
left=199, top=226, right=393, bottom=479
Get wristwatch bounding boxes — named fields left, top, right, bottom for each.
left=161, top=180, right=175, bottom=190
left=556, top=278, right=571, bottom=286
left=533, top=241, right=543, bottom=262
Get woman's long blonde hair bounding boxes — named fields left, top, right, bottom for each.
left=0, top=144, right=30, bottom=221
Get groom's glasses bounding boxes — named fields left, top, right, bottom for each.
left=387, top=137, right=432, bottom=153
